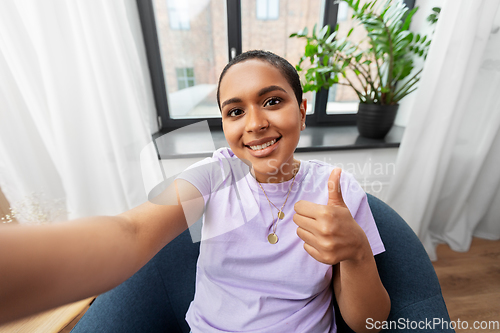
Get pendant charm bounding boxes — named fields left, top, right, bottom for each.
left=277, top=211, right=285, bottom=220
left=268, top=233, right=279, bottom=244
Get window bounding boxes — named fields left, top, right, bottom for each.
left=256, top=0, right=279, bottom=20
left=167, top=0, right=190, bottom=30
left=241, top=0, right=321, bottom=116
left=140, top=0, right=227, bottom=123
left=327, top=0, right=416, bottom=115
left=176, top=67, right=195, bottom=90
left=136, top=0, right=415, bottom=131
left=337, top=1, right=349, bottom=22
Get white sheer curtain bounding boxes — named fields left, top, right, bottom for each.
left=0, top=0, right=158, bottom=221
left=385, top=0, right=500, bottom=260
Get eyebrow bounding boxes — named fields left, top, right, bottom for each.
left=257, top=85, right=287, bottom=97
left=220, top=85, right=287, bottom=109
left=221, top=97, right=243, bottom=109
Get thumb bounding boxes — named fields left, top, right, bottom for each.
left=327, top=168, right=345, bottom=207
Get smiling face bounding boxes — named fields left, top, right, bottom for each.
left=219, top=59, right=307, bottom=183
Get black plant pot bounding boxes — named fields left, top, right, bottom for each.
left=356, top=103, right=399, bottom=139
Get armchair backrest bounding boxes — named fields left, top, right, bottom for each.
left=334, top=194, right=454, bottom=332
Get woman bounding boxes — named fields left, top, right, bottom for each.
left=0, top=50, right=389, bottom=332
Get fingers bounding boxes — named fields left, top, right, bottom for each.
left=294, top=200, right=323, bottom=218
left=303, top=243, right=324, bottom=264
left=327, top=168, right=345, bottom=207
left=293, top=168, right=350, bottom=266
left=303, top=242, right=337, bottom=266
left=294, top=213, right=331, bottom=260
left=296, top=223, right=338, bottom=265
left=296, top=226, right=316, bottom=245
left=296, top=224, right=334, bottom=249
left=292, top=208, right=319, bottom=232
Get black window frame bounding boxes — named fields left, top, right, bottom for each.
left=136, top=0, right=414, bottom=133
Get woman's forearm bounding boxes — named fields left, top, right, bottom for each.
left=0, top=215, right=149, bottom=324
left=334, top=251, right=391, bottom=333
left=0, top=180, right=202, bottom=324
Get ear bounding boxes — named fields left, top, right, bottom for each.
left=300, top=99, right=307, bottom=130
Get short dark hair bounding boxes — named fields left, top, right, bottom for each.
left=216, top=50, right=303, bottom=110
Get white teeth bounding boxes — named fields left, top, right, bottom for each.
left=249, top=139, right=276, bottom=151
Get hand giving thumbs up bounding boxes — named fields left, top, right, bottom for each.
left=293, top=168, right=372, bottom=265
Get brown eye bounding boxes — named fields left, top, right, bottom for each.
left=228, top=108, right=244, bottom=117
left=264, top=97, right=282, bottom=107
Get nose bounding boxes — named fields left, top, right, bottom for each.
left=245, top=107, right=269, bottom=133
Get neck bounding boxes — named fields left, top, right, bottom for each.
left=252, top=159, right=300, bottom=183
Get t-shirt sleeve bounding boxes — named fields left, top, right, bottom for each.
left=340, top=171, right=385, bottom=256
left=176, top=157, right=216, bottom=206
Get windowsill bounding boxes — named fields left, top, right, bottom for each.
left=154, top=125, right=404, bottom=159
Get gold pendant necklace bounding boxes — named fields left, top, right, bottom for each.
left=258, top=172, right=297, bottom=244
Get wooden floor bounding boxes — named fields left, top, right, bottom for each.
left=432, top=237, right=500, bottom=333
left=0, top=297, right=94, bottom=333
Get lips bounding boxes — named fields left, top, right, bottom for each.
left=244, top=136, right=281, bottom=158
left=245, top=136, right=281, bottom=149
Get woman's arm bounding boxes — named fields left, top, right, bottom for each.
left=0, top=179, right=204, bottom=324
left=293, top=168, right=390, bottom=332
left=332, top=242, right=390, bottom=332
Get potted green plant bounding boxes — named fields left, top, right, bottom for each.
left=290, top=0, right=439, bottom=138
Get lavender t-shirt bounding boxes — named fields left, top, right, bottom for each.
left=178, top=147, right=384, bottom=333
